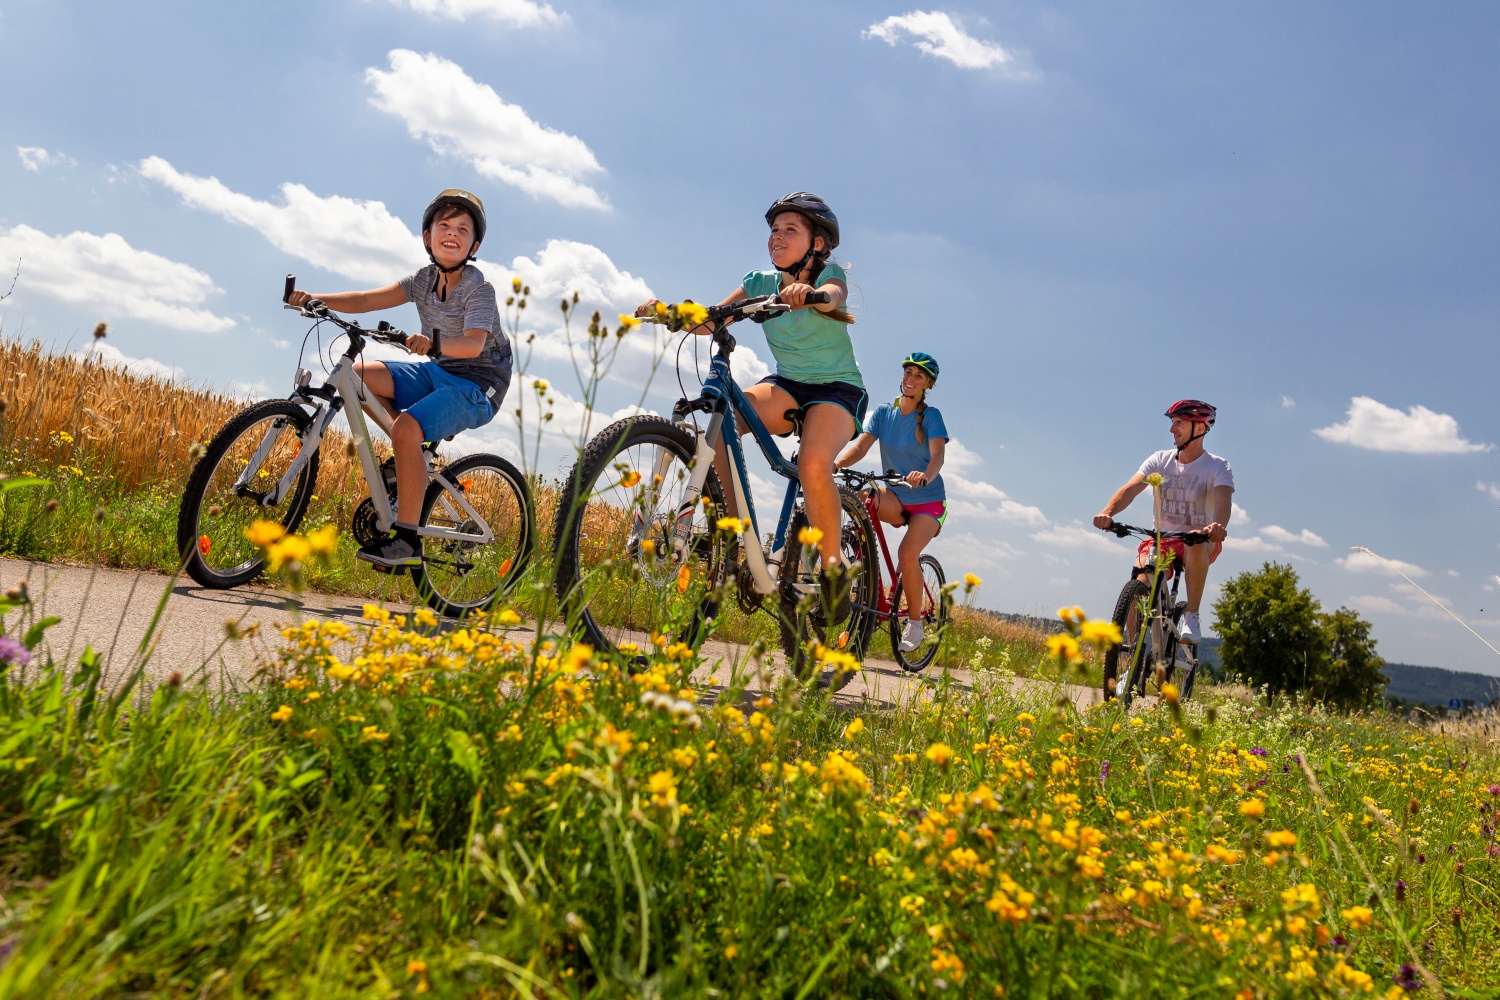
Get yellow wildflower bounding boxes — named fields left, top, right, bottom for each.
left=676, top=565, right=691, bottom=593
left=675, top=301, right=709, bottom=327
left=271, top=704, right=293, bottom=723
left=1046, top=633, right=1081, bottom=662
left=843, top=717, right=866, bottom=739
left=1144, top=472, right=1165, bottom=487
left=925, top=742, right=954, bottom=768
left=620, top=469, right=641, bottom=488
left=617, top=313, right=642, bottom=329
left=1161, top=682, right=1180, bottom=706
left=306, top=523, right=338, bottom=556
left=1238, top=798, right=1266, bottom=818
left=964, top=572, right=982, bottom=589
left=797, top=525, right=823, bottom=547
left=1341, top=905, right=1374, bottom=927
left=244, top=519, right=286, bottom=548
left=1078, top=619, right=1122, bottom=649
left=1265, top=829, right=1298, bottom=849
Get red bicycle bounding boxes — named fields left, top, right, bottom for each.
left=838, top=469, right=953, bottom=671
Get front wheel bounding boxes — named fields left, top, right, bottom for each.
left=778, top=487, right=879, bottom=691
left=176, top=399, right=319, bottom=589
left=1102, top=577, right=1149, bottom=704
left=552, top=416, right=728, bottom=656
left=891, top=554, right=951, bottom=672
left=411, top=453, right=532, bottom=618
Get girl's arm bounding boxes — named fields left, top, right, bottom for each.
left=288, top=284, right=407, bottom=314
left=907, top=437, right=946, bottom=488
left=834, top=431, right=877, bottom=471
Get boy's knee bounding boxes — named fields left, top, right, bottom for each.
left=392, top=412, right=424, bottom=441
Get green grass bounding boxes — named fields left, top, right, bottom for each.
left=0, top=585, right=1496, bottom=997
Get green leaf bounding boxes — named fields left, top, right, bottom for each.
left=22, top=617, right=61, bottom=651
left=446, top=728, right=481, bottom=783
left=0, top=477, right=50, bottom=494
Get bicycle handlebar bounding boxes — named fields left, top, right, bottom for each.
left=639, top=291, right=833, bottom=331
left=1101, top=522, right=1211, bottom=544
left=282, top=273, right=436, bottom=356
left=837, top=468, right=905, bottom=488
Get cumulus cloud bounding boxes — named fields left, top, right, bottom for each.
left=1231, top=502, right=1252, bottom=526
left=1281, top=395, right=1296, bottom=409
left=1478, top=481, right=1500, bottom=502
left=1336, top=549, right=1427, bottom=579
left=386, top=0, right=563, bottom=28
left=0, top=224, right=233, bottom=332
left=17, top=146, right=74, bottom=172
left=1259, top=525, right=1328, bottom=548
left=1314, top=396, right=1492, bottom=454
left=78, top=341, right=184, bottom=381
left=1221, top=535, right=1283, bottom=555
left=864, top=11, right=1018, bottom=71
left=140, top=156, right=422, bottom=284
left=366, top=50, right=607, bottom=210
left=927, top=438, right=1046, bottom=525
left=1031, top=522, right=1126, bottom=555
left=1346, top=594, right=1406, bottom=616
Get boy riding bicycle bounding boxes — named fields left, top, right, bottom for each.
left=1092, top=400, right=1232, bottom=644
left=286, top=189, right=511, bottom=570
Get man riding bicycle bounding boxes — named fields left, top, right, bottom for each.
left=1092, top=400, right=1233, bottom=645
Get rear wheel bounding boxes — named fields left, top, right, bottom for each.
left=778, top=487, right=879, bottom=691
left=553, top=416, right=727, bottom=655
left=176, top=399, right=318, bottom=588
left=1102, top=577, right=1150, bottom=704
left=412, top=453, right=532, bottom=618
left=891, top=554, right=950, bottom=672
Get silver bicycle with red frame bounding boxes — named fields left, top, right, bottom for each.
left=1099, top=522, right=1209, bottom=706
left=837, top=468, right=952, bottom=671
left=175, top=275, right=533, bottom=617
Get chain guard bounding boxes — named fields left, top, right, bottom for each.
left=351, top=497, right=386, bottom=547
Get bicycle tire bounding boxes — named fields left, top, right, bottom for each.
left=177, top=399, right=319, bottom=589
left=552, top=416, right=727, bottom=655
left=411, top=453, right=532, bottom=618
left=778, top=486, right=879, bottom=691
left=891, top=554, right=950, bottom=672
left=1102, top=577, right=1149, bottom=703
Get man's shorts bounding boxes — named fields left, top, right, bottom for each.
left=1137, top=536, right=1222, bottom=571
left=903, top=500, right=947, bottom=534
left=757, top=374, right=868, bottom=427
left=384, top=360, right=499, bottom=443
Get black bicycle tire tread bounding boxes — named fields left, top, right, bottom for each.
left=778, top=485, right=879, bottom=690
left=1103, top=577, right=1149, bottom=703
left=892, top=553, right=947, bottom=672
left=176, top=399, right=318, bottom=589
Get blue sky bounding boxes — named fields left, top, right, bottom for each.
left=5, top=0, right=1500, bottom=674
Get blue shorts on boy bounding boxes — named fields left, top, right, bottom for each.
left=862, top=402, right=949, bottom=504
left=391, top=263, right=511, bottom=439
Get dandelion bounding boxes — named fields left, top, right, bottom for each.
left=1144, top=472, right=1165, bottom=487
left=925, top=742, right=954, bottom=768
left=964, top=572, right=982, bottom=589
left=306, top=523, right=338, bottom=556
left=1079, top=619, right=1123, bottom=649
left=620, top=470, right=641, bottom=488
left=676, top=301, right=709, bottom=327
left=843, top=717, right=865, bottom=739
left=1265, top=830, right=1298, bottom=849
left=1046, top=633, right=1081, bottom=662
left=1161, top=682, right=1180, bottom=707
left=244, top=520, right=286, bottom=548
left=717, top=515, right=752, bottom=534
left=797, top=525, right=823, bottom=547
left=271, top=704, right=294, bottom=722
left=618, top=313, right=641, bottom=330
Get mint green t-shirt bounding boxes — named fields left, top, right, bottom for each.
left=740, top=263, right=863, bottom=388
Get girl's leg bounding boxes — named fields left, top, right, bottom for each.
left=798, top=403, right=856, bottom=569
left=873, top=485, right=906, bottom=526
left=898, top=514, right=941, bottom=612
left=714, top=382, right=796, bottom=518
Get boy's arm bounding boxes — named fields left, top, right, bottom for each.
left=1093, top=474, right=1148, bottom=528
left=287, top=283, right=406, bottom=314
left=413, top=327, right=488, bottom=359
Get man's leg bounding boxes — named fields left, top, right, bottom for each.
left=798, top=403, right=856, bottom=570
left=1178, top=543, right=1211, bottom=642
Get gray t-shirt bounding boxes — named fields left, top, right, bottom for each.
left=397, top=264, right=511, bottom=401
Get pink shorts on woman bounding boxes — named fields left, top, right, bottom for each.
left=904, top=500, right=947, bottom=533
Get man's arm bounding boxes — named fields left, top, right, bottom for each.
left=1093, top=474, right=1149, bottom=529
left=1199, top=484, right=1233, bottom=542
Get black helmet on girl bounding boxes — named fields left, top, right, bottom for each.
left=765, top=192, right=840, bottom=251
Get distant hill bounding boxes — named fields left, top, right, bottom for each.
left=1380, top=663, right=1500, bottom=708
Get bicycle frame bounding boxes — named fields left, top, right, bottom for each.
left=857, top=489, right=936, bottom=620
left=235, top=334, right=494, bottom=545
left=1130, top=548, right=1196, bottom=690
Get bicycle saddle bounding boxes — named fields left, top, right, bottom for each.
left=776, top=407, right=806, bottom=439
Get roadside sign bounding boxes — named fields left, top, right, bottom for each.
left=1448, top=698, right=1463, bottom=711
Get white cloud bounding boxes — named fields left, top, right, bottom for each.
left=0, top=224, right=233, bottom=332
left=1280, top=395, right=1296, bottom=409
left=1447, top=569, right=1460, bottom=578
left=141, top=156, right=422, bottom=285
left=77, top=341, right=184, bottom=381
left=864, top=11, right=1018, bottom=71
left=386, top=0, right=563, bottom=28
left=454, top=372, right=652, bottom=465
left=1478, top=481, right=1500, bottom=501
left=1221, top=535, right=1283, bottom=554
left=1314, top=396, right=1492, bottom=454
left=1032, top=522, right=1125, bottom=555
left=367, top=50, right=607, bottom=210
left=1336, top=550, right=1428, bottom=579
left=937, top=438, right=1047, bottom=525
left=17, top=146, right=74, bottom=172
left=1346, top=594, right=1406, bottom=616
left=1231, top=501, right=1252, bottom=526
left=1259, top=525, right=1328, bottom=548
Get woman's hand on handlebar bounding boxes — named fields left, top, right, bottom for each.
left=905, top=470, right=929, bottom=489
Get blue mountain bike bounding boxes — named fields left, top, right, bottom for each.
left=552, top=294, right=878, bottom=689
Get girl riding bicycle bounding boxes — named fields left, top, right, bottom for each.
left=834, top=352, right=948, bottom=652
left=637, top=192, right=865, bottom=597
left=286, top=189, right=511, bottom=570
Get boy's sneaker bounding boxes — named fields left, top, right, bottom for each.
left=898, top=619, right=925, bottom=653
left=358, top=530, right=422, bottom=570
left=1178, top=610, right=1200, bottom=645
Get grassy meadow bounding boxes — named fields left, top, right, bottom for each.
left=4, top=337, right=1499, bottom=997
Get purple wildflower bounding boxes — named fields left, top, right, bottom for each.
left=0, top=636, right=30, bottom=669
left=1331, top=934, right=1348, bottom=950
left=1100, top=760, right=1111, bottom=782
left=1393, top=964, right=1422, bottom=991
left=1395, top=879, right=1407, bottom=901
left=1249, top=747, right=1268, bottom=757
left=1416, top=854, right=1426, bottom=864
left=1488, top=844, right=1500, bottom=858
left=1488, top=784, right=1500, bottom=796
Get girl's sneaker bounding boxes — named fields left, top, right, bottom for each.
left=898, top=619, right=925, bottom=653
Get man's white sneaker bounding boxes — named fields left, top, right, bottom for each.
left=1179, top=610, right=1200, bottom=645
left=898, top=619, right=925, bottom=653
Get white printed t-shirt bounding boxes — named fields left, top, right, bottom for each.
left=1136, top=450, right=1234, bottom=532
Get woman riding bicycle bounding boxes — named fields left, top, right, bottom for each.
left=286, top=189, right=511, bottom=570
left=636, top=192, right=866, bottom=602
left=834, top=353, right=948, bottom=652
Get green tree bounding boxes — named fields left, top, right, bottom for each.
left=1312, top=607, right=1386, bottom=709
left=1212, top=562, right=1330, bottom=702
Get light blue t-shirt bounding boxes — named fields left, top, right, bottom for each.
left=740, top=262, right=863, bottom=388
left=863, top=401, right=949, bottom=504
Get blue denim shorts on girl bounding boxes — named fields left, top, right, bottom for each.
left=384, top=360, right=500, bottom=442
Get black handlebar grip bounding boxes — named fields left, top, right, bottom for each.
left=283, top=274, right=296, bottom=303
left=429, top=327, right=443, bottom=358
left=804, top=290, right=831, bottom=305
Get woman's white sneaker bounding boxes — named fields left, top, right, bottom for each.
left=898, top=620, right=925, bottom=653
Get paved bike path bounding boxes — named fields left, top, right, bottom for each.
left=0, top=557, right=1101, bottom=711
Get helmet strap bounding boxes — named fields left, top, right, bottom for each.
left=1175, top=422, right=1207, bottom=458
left=425, top=237, right=477, bottom=303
